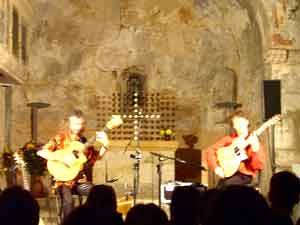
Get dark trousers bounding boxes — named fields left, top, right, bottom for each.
left=216, top=172, right=253, bottom=189
left=57, top=185, right=73, bottom=221
left=57, top=182, right=93, bottom=221
left=56, top=163, right=94, bottom=221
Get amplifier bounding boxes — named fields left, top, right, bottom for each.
left=160, top=181, right=194, bottom=204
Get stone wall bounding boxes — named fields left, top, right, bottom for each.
left=265, top=0, right=300, bottom=179
left=0, top=87, right=5, bottom=189
left=7, top=0, right=291, bottom=194
left=272, top=56, right=300, bottom=170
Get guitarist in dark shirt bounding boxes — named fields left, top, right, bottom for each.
left=205, top=110, right=266, bottom=189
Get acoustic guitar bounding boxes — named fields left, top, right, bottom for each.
left=14, top=151, right=31, bottom=190
left=217, top=115, right=281, bottom=178
left=38, top=115, right=123, bottom=181
left=14, top=151, right=47, bottom=225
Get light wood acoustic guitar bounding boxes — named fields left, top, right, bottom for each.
left=14, top=151, right=31, bottom=191
left=14, top=151, right=46, bottom=225
left=38, top=115, right=123, bottom=182
left=217, top=115, right=281, bottom=178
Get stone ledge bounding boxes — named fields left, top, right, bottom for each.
left=109, top=140, right=179, bottom=151
left=265, top=48, right=300, bottom=65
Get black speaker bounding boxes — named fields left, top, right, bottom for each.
left=263, top=80, right=281, bottom=120
left=175, top=148, right=202, bottom=183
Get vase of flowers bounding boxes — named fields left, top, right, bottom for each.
left=1, top=145, right=17, bottom=187
left=20, top=141, right=46, bottom=176
left=159, top=128, right=175, bottom=140
left=20, top=141, right=47, bottom=197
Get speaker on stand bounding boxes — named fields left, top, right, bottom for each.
left=263, top=80, right=281, bottom=174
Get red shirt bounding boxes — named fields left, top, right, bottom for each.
left=205, top=133, right=265, bottom=177
left=43, top=131, right=99, bottom=165
left=43, top=131, right=79, bottom=151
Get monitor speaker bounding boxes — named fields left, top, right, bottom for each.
left=263, top=80, right=281, bottom=120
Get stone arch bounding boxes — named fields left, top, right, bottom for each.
left=118, top=66, right=147, bottom=113
left=242, top=0, right=272, bottom=51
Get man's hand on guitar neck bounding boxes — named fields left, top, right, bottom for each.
left=96, top=131, right=109, bottom=147
left=96, top=131, right=109, bottom=157
left=94, top=115, right=123, bottom=158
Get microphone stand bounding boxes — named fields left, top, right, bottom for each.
left=150, top=152, right=206, bottom=208
left=150, top=152, right=206, bottom=207
left=105, top=160, right=119, bottom=183
left=150, top=152, right=181, bottom=207
left=123, top=91, right=160, bottom=205
left=156, top=155, right=168, bottom=207
left=129, top=118, right=142, bottom=205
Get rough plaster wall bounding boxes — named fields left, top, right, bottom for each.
left=274, top=67, right=300, bottom=166
left=268, top=64, right=300, bottom=221
left=9, top=0, right=269, bottom=191
left=0, top=87, right=4, bottom=188
left=253, top=0, right=300, bottom=213
left=0, top=87, right=4, bottom=151
left=268, top=0, right=300, bottom=187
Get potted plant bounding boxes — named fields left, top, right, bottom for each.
left=1, top=145, right=17, bottom=187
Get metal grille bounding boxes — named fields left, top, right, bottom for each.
left=96, top=92, right=176, bottom=140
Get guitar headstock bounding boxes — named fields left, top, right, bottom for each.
left=255, top=114, right=282, bottom=136
left=266, top=114, right=282, bottom=127
left=106, top=115, right=123, bottom=129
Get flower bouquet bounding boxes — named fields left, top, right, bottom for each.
left=19, top=141, right=46, bottom=176
left=159, top=128, right=175, bottom=140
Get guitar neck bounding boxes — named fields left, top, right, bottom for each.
left=85, top=126, right=110, bottom=147
left=83, top=116, right=123, bottom=148
left=255, top=123, right=270, bottom=136
left=242, top=120, right=274, bottom=147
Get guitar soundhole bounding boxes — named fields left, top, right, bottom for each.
left=72, top=150, right=80, bottom=159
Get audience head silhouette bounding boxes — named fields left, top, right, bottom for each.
left=170, top=185, right=202, bottom=225
left=62, top=205, right=97, bottom=225
left=268, top=170, right=300, bottom=214
left=85, top=184, right=117, bottom=212
left=199, top=188, right=220, bottom=225
left=125, top=203, right=168, bottom=225
left=206, top=185, right=270, bottom=225
left=0, top=186, right=40, bottom=225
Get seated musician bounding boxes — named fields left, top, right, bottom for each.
left=37, top=109, right=111, bottom=220
left=205, top=110, right=265, bottom=189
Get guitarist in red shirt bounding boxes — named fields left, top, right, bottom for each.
left=205, top=110, right=266, bottom=189
left=37, top=109, right=122, bottom=220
